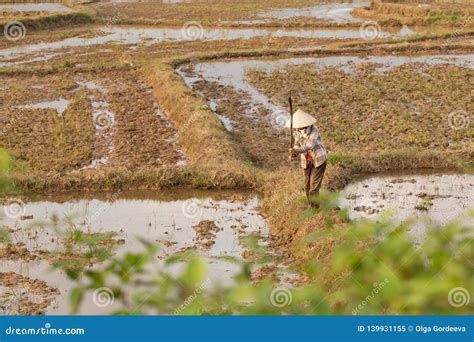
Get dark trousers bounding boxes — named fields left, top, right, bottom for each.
left=304, top=160, right=327, bottom=207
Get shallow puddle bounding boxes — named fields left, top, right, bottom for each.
left=259, top=0, right=369, bottom=23
left=0, top=3, right=71, bottom=12
left=340, top=172, right=474, bottom=243
left=1, top=190, right=269, bottom=314
left=179, top=54, right=474, bottom=129
left=17, top=97, right=70, bottom=117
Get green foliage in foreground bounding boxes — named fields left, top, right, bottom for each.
left=0, top=150, right=472, bottom=315
left=60, top=207, right=473, bottom=315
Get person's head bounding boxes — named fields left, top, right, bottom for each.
left=285, top=109, right=316, bottom=131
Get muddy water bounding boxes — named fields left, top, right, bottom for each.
left=178, top=54, right=474, bottom=128
left=1, top=191, right=269, bottom=314
left=340, top=172, right=474, bottom=243
left=259, top=0, right=370, bottom=23
left=1, top=24, right=461, bottom=67
left=0, top=26, right=396, bottom=64
left=96, top=0, right=367, bottom=22
left=0, top=3, right=71, bottom=12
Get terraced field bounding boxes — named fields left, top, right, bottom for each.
left=0, top=0, right=472, bottom=315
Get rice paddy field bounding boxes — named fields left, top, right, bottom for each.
left=0, top=0, right=473, bottom=316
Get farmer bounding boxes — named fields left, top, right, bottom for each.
left=287, top=109, right=327, bottom=207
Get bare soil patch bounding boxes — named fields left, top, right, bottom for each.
left=192, top=220, right=221, bottom=250
left=93, top=0, right=363, bottom=27
left=0, top=68, right=184, bottom=175
left=246, top=61, right=473, bottom=158
left=0, top=271, right=59, bottom=315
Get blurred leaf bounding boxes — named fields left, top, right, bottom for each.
left=70, top=286, right=85, bottom=314
left=180, top=257, right=207, bottom=287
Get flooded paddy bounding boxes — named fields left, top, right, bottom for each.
left=90, top=0, right=380, bottom=28
left=340, top=172, right=474, bottom=243
left=0, top=3, right=72, bottom=13
left=259, top=0, right=369, bottom=23
left=180, top=55, right=474, bottom=122
left=0, top=190, right=269, bottom=314
left=0, top=24, right=416, bottom=67
left=0, top=22, right=463, bottom=69
left=0, top=69, right=185, bottom=172
left=1, top=174, right=472, bottom=314
left=178, top=54, right=473, bottom=168
left=0, top=0, right=472, bottom=316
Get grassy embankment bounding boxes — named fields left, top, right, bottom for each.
left=0, top=1, right=94, bottom=33
left=353, top=0, right=474, bottom=27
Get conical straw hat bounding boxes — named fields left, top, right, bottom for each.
left=285, top=109, right=316, bottom=129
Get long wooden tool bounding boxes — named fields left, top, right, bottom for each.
left=289, top=93, right=294, bottom=148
